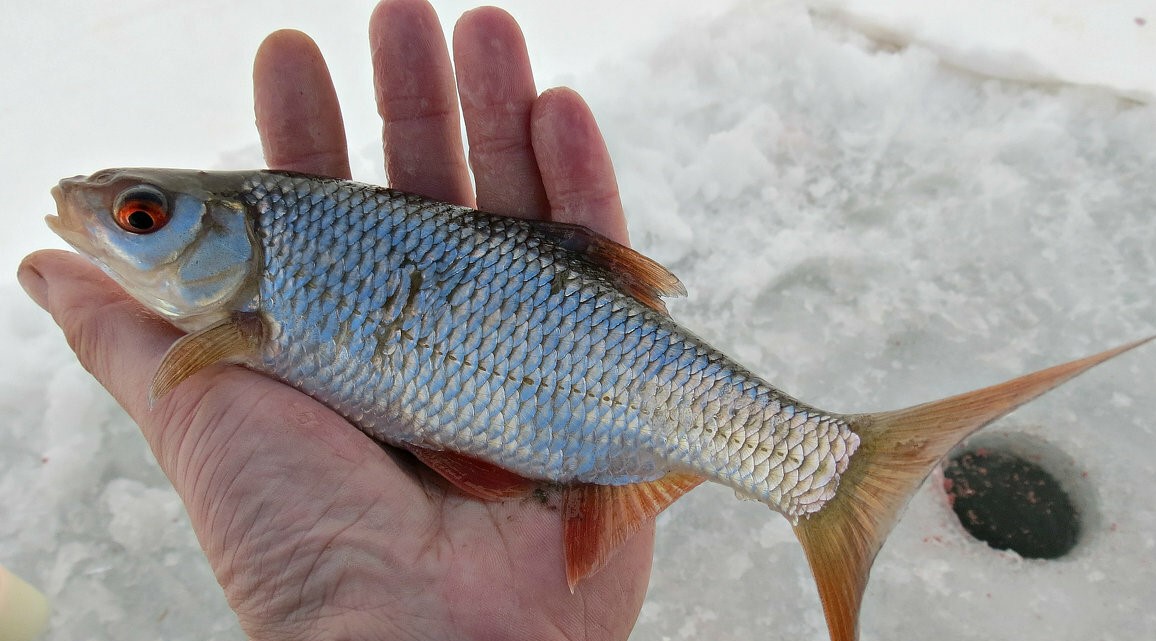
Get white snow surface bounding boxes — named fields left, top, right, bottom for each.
left=812, top=0, right=1156, bottom=103
left=2, top=1, right=1155, bottom=640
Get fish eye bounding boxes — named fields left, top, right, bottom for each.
left=113, top=186, right=170, bottom=234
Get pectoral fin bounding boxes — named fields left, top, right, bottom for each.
left=405, top=446, right=539, bottom=500
left=149, top=313, right=266, bottom=405
left=563, top=472, right=704, bottom=590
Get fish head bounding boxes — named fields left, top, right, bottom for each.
left=47, top=168, right=260, bottom=331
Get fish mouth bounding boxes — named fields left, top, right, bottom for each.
left=45, top=177, right=94, bottom=254
left=45, top=184, right=66, bottom=234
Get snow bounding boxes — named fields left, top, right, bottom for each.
left=2, top=1, right=1154, bottom=640
left=811, top=0, right=1156, bottom=102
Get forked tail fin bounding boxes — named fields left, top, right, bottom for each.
left=793, top=337, right=1152, bottom=641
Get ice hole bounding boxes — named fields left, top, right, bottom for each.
left=943, top=434, right=1085, bottom=559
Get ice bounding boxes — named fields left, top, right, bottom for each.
left=2, top=1, right=1155, bottom=640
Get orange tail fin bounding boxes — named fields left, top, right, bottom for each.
left=793, top=337, right=1152, bottom=641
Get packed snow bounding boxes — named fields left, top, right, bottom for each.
left=1, top=1, right=1153, bottom=640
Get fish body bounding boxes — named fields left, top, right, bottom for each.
left=53, top=168, right=857, bottom=515
left=253, top=173, right=857, bottom=515
left=48, top=168, right=1149, bottom=641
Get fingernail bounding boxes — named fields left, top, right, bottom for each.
left=16, top=259, right=49, bottom=310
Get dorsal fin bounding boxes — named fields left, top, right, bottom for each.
left=530, top=220, right=686, bottom=314
left=562, top=472, right=705, bottom=590
left=406, top=446, right=538, bottom=500
left=150, top=313, right=266, bottom=405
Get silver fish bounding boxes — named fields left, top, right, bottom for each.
left=47, top=168, right=1150, bottom=641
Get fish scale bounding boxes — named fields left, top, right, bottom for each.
left=243, top=172, right=858, bottom=513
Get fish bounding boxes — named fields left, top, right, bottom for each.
left=47, top=167, right=1150, bottom=641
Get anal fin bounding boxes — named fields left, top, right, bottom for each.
left=563, top=472, right=704, bottom=590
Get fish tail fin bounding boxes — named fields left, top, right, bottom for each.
left=793, top=337, right=1152, bottom=641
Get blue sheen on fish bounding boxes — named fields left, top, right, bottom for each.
left=47, top=168, right=1151, bottom=641
left=244, top=173, right=856, bottom=514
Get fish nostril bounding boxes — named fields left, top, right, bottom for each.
left=943, top=433, right=1085, bottom=559
left=85, top=169, right=119, bottom=185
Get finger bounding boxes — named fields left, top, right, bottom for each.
left=18, top=250, right=180, bottom=418
left=531, top=88, right=630, bottom=245
left=370, top=0, right=472, bottom=204
left=254, top=30, right=351, bottom=179
left=453, top=7, right=548, bottom=219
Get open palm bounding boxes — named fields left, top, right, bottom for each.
left=19, top=1, right=650, bottom=639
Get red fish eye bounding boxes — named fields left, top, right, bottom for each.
left=114, top=194, right=170, bottom=234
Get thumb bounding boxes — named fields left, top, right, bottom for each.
left=18, top=249, right=434, bottom=629
left=15, top=250, right=261, bottom=494
left=18, top=249, right=181, bottom=417
left=15, top=250, right=394, bottom=521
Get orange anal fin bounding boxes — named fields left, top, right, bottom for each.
left=794, top=336, right=1153, bottom=641
left=405, top=446, right=538, bottom=501
left=149, top=313, right=266, bottom=405
left=530, top=219, right=686, bottom=315
left=563, top=472, right=704, bottom=590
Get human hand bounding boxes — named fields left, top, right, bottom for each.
left=18, top=1, right=649, bottom=639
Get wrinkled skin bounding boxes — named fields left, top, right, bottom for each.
left=18, top=1, right=651, bottom=639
